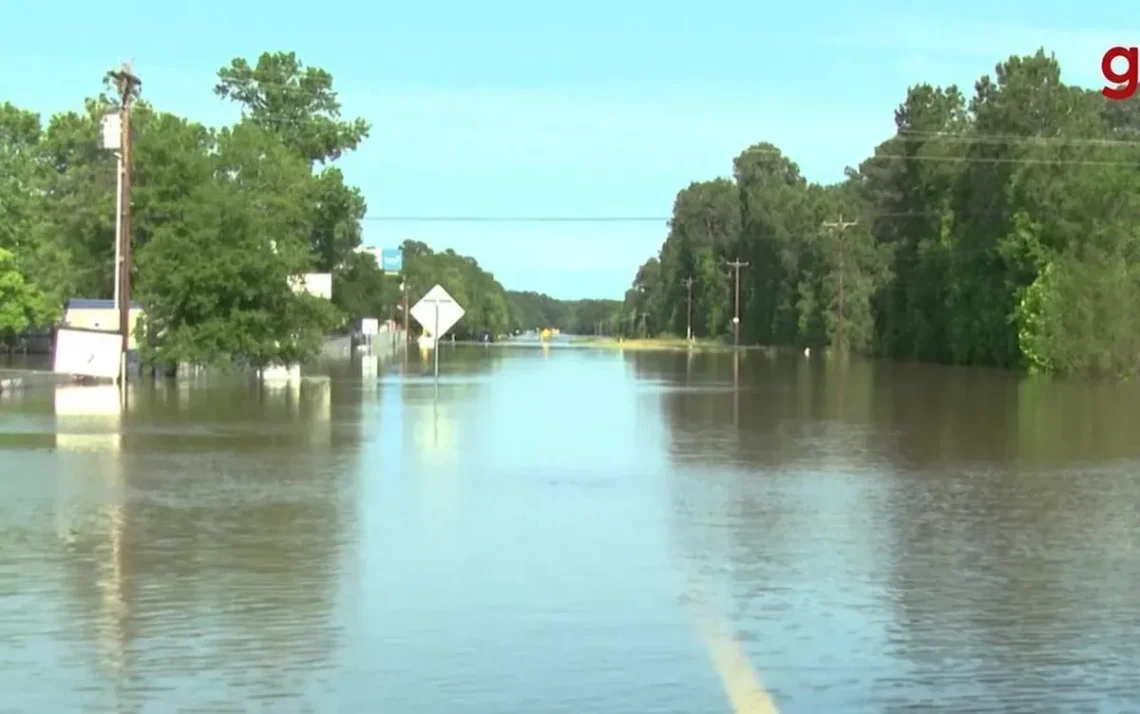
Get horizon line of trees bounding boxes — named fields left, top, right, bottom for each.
left=620, top=49, right=1140, bottom=378
left=10, top=48, right=1138, bottom=374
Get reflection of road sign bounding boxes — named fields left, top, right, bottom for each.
left=410, top=284, right=465, bottom=338
left=381, top=248, right=403, bottom=273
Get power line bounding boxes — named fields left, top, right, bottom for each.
left=744, top=147, right=1140, bottom=167
left=140, top=74, right=1140, bottom=153
left=745, top=147, right=1140, bottom=168
left=361, top=216, right=666, bottom=222
left=358, top=156, right=1140, bottom=224
left=892, top=129, right=1140, bottom=147
left=358, top=210, right=1014, bottom=223
left=863, top=152, right=1139, bottom=166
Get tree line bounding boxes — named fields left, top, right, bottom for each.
left=0, top=51, right=375, bottom=367
left=0, top=50, right=613, bottom=365
left=9, top=48, right=1137, bottom=373
left=621, top=50, right=1140, bottom=377
left=505, top=291, right=623, bottom=335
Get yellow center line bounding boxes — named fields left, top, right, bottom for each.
left=680, top=571, right=780, bottom=714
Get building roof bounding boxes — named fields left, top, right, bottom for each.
left=66, top=298, right=144, bottom=310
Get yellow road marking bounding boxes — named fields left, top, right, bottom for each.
left=680, top=572, right=780, bottom=714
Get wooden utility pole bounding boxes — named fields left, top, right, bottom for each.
left=725, top=259, right=749, bottom=346
left=108, top=63, right=141, bottom=385
left=682, top=277, right=695, bottom=341
left=822, top=214, right=857, bottom=354
left=401, top=280, right=410, bottom=341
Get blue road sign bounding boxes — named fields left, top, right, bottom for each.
left=381, top=248, right=403, bottom=273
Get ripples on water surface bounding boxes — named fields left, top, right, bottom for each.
left=1, top=347, right=1139, bottom=713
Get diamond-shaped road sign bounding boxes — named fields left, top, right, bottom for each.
left=410, top=284, right=465, bottom=338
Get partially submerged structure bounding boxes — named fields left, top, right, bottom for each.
left=61, top=298, right=144, bottom=350
left=51, top=298, right=145, bottom=380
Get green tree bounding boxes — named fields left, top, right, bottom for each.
left=0, top=247, right=53, bottom=340
left=625, top=48, right=1140, bottom=378
left=215, top=51, right=370, bottom=278
left=134, top=122, right=339, bottom=369
left=398, top=241, right=513, bottom=339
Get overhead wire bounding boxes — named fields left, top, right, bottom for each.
left=892, top=129, right=1140, bottom=147
left=198, top=76, right=1140, bottom=220
left=360, top=211, right=1005, bottom=223
left=362, top=138, right=1139, bottom=222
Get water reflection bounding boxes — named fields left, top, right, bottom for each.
left=1, top=377, right=364, bottom=711
left=2, top=349, right=1139, bottom=712
left=54, top=385, right=122, bottom=451
left=51, top=385, right=131, bottom=706
left=650, top=351, right=1140, bottom=711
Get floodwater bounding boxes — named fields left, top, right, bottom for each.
left=1, top=345, right=1139, bottom=713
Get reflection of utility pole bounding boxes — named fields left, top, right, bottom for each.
left=682, top=277, right=694, bottom=341
left=725, top=259, right=748, bottom=346
left=732, top=351, right=740, bottom=428
left=822, top=214, right=857, bottom=354
left=108, top=63, right=141, bottom=387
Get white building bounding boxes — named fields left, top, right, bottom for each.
left=289, top=273, right=332, bottom=300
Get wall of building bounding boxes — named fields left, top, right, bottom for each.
left=289, top=273, right=333, bottom=300
left=62, top=308, right=144, bottom=350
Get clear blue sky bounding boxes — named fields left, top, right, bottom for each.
left=1, top=1, right=1131, bottom=299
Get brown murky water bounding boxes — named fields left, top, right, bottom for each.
left=1, top=346, right=1139, bottom=713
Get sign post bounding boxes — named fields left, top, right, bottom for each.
left=381, top=248, right=405, bottom=343
left=410, top=284, right=465, bottom=379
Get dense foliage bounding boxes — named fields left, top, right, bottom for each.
left=356, top=248, right=622, bottom=338
left=9, top=48, right=1139, bottom=374
left=0, top=51, right=532, bottom=362
left=506, top=291, right=623, bottom=334
left=0, top=247, right=52, bottom=339
left=0, top=51, right=373, bottom=367
left=623, top=50, right=1140, bottom=377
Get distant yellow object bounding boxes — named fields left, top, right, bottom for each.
left=540, top=328, right=552, bottom=341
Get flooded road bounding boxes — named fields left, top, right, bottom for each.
left=2, top=346, right=1139, bottom=713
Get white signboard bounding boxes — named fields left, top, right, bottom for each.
left=53, top=328, right=123, bottom=380
left=289, top=273, right=332, bottom=299
left=410, top=284, right=465, bottom=339
left=101, top=112, right=121, bottom=150
left=361, top=318, right=379, bottom=336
